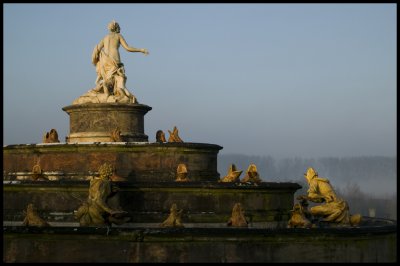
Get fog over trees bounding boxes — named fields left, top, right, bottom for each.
left=218, top=154, right=396, bottom=219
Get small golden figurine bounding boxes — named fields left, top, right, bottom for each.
left=75, top=163, right=130, bottom=226
left=22, top=203, right=50, bottom=227
left=240, top=163, right=262, bottom=183
left=175, top=163, right=189, bottom=182
left=287, top=198, right=313, bottom=228
left=160, top=203, right=184, bottom=228
left=156, top=130, right=166, bottom=143
left=227, top=203, right=248, bottom=227
left=168, top=126, right=183, bottom=143
left=219, top=164, right=242, bottom=182
left=31, top=164, right=47, bottom=181
left=42, top=129, right=60, bottom=143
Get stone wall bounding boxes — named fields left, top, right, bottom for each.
left=3, top=223, right=397, bottom=262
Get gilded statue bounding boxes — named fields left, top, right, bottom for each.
left=160, top=203, right=184, bottom=228
left=22, top=203, right=50, bottom=227
left=219, top=164, right=242, bottom=182
left=240, top=163, right=262, bottom=183
left=31, top=164, right=47, bottom=181
left=296, top=167, right=361, bottom=227
left=287, top=198, right=313, bottom=228
left=42, top=129, right=60, bottom=143
left=156, top=130, right=166, bottom=143
left=75, top=163, right=130, bottom=226
left=168, top=126, right=183, bottom=143
left=73, top=20, right=148, bottom=105
left=175, top=163, right=189, bottom=182
left=227, top=203, right=248, bottom=227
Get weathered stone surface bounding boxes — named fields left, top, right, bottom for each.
left=3, top=143, right=222, bottom=182
left=3, top=221, right=397, bottom=262
left=62, top=103, right=152, bottom=142
left=3, top=181, right=300, bottom=223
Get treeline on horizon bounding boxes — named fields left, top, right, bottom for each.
left=218, top=154, right=397, bottom=220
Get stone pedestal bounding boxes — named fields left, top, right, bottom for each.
left=62, top=103, right=152, bottom=142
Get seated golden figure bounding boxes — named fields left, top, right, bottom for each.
left=175, top=163, right=189, bottom=182
left=160, top=203, right=184, bottom=228
left=22, top=204, right=50, bottom=227
left=240, top=163, right=262, bottom=183
left=168, top=126, right=183, bottom=143
left=219, top=164, right=242, bottom=182
left=227, top=203, right=248, bottom=227
left=42, top=129, right=60, bottom=143
left=297, top=167, right=361, bottom=227
left=75, top=163, right=129, bottom=226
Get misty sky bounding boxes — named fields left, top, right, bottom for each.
left=4, top=4, right=396, bottom=158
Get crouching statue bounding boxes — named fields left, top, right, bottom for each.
left=293, top=167, right=361, bottom=227
left=75, top=163, right=130, bottom=226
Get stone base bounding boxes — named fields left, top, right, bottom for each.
left=3, top=181, right=301, bottom=223
left=3, top=142, right=223, bottom=182
left=62, top=103, right=152, bottom=143
left=3, top=219, right=397, bottom=262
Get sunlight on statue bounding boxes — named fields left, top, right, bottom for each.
left=219, top=164, right=242, bottom=182
left=240, top=163, right=262, bottom=183
left=74, top=163, right=130, bottom=226
left=73, top=20, right=148, bottom=105
left=296, top=167, right=361, bottom=227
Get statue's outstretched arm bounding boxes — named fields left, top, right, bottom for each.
left=119, top=34, right=149, bottom=55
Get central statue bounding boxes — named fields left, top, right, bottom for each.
left=73, top=20, right=149, bottom=104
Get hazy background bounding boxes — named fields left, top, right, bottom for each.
left=4, top=4, right=396, bottom=211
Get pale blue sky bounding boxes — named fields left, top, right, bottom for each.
left=4, top=4, right=396, bottom=158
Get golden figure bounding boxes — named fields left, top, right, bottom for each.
left=156, top=130, right=166, bottom=143
left=175, top=163, right=189, bottom=182
left=110, top=127, right=123, bottom=142
left=240, top=163, right=262, bottom=183
left=297, top=167, right=361, bottom=227
left=160, top=203, right=184, bottom=228
left=219, top=164, right=242, bottom=182
left=168, top=126, right=183, bottom=143
left=287, top=198, right=313, bottom=228
left=227, top=203, right=248, bottom=227
left=42, top=129, right=60, bottom=143
left=22, top=204, right=50, bottom=227
left=31, top=164, right=47, bottom=181
left=75, top=163, right=129, bottom=226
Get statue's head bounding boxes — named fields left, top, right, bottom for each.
left=108, top=20, right=120, bottom=33
left=304, top=167, right=318, bottom=184
left=156, top=130, right=166, bottom=143
left=27, top=203, right=34, bottom=212
left=170, top=203, right=178, bottom=213
left=232, top=203, right=243, bottom=214
left=247, top=163, right=258, bottom=173
left=98, top=163, right=114, bottom=180
left=177, top=163, right=188, bottom=174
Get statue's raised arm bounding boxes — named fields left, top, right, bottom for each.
left=73, top=20, right=149, bottom=105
